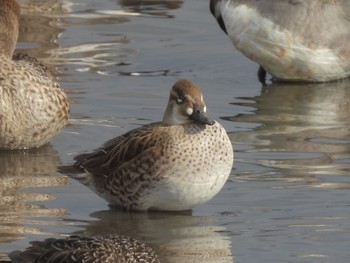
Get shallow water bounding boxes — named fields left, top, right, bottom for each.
left=1, top=0, right=350, bottom=262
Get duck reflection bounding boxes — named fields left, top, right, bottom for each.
left=118, top=0, right=183, bottom=17
left=17, top=0, right=71, bottom=62
left=226, top=80, right=350, bottom=187
left=0, top=145, right=68, bottom=243
left=76, top=208, right=234, bottom=263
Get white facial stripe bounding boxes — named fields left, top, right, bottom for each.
left=186, top=107, right=193, bottom=116
left=203, top=106, right=207, bottom=113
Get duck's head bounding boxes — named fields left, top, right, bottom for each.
left=0, top=0, right=20, bottom=58
left=163, top=79, right=215, bottom=126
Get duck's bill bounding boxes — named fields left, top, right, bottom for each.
left=190, top=110, right=215, bottom=125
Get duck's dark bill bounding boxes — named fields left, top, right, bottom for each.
left=190, top=110, right=215, bottom=125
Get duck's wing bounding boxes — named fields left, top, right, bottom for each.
left=9, top=236, right=89, bottom=263
left=72, top=122, right=166, bottom=176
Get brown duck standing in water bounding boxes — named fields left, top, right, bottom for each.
left=61, top=80, right=233, bottom=211
left=0, top=0, right=69, bottom=150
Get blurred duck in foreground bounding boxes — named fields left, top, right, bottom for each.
left=6, top=234, right=160, bottom=263
left=61, top=79, right=233, bottom=211
left=0, top=0, right=69, bottom=150
left=210, top=0, right=350, bottom=84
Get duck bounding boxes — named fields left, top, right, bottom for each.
left=0, top=0, right=69, bottom=150
left=61, top=79, right=233, bottom=211
left=7, top=234, right=160, bottom=263
left=210, top=0, right=350, bottom=83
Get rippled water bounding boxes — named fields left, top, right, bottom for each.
left=1, top=0, right=350, bottom=262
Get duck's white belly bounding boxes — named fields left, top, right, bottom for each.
left=138, top=163, right=232, bottom=211
left=222, top=3, right=350, bottom=82
left=136, top=122, right=233, bottom=211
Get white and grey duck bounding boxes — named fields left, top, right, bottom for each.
left=210, top=0, right=350, bottom=84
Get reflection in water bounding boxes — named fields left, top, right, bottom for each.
left=118, top=0, right=183, bottom=17
left=0, top=145, right=68, bottom=244
left=17, top=0, right=184, bottom=76
left=49, top=40, right=135, bottom=75
left=17, top=0, right=133, bottom=78
left=17, top=0, right=71, bottom=61
left=41, top=0, right=184, bottom=75
left=77, top=208, right=233, bottom=263
left=40, top=4, right=136, bottom=75
left=226, top=81, right=350, bottom=187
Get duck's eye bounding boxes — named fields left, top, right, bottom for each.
left=177, top=98, right=184, bottom=104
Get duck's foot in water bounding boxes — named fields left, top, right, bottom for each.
left=257, top=65, right=267, bottom=86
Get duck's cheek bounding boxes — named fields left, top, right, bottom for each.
left=186, top=107, right=193, bottom=116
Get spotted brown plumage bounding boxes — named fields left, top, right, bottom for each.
left=0, top=0, right=69, bottom=149
left=61, top=80, right=234, bottom=211
left=8, top=234, right=160, bottom=263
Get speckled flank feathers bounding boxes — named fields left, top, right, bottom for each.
left=62, top=80, right=234, bottom=211
left=0, top=0, right=69, bottom=150
left=8, top=234, right=160, bottom=263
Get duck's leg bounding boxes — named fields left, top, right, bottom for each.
left=257, top=65, right=267, bottom=86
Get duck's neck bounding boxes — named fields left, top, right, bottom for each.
left=162, top=104, right=191, bottom=126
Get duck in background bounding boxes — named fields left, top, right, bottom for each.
left=210, top=0, right=350, bottom=84
left=6, top=234, right=160, bottom=263
left=0, top=0, right=69, bottom=150
left=61, top=79, right=233, bottom=211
